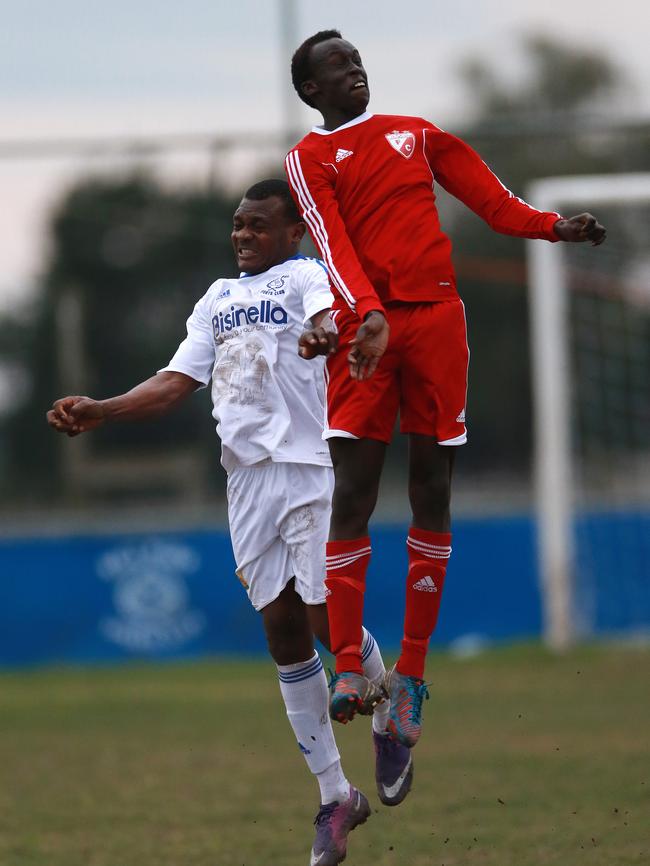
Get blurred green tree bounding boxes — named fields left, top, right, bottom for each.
left=460, top=34, right=621, bottom=118
left=1, top=173, right=239, bottom=502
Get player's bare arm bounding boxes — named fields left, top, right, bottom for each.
left=348, top=310, right=390, bottom=381
left=298, top=308, right=338, bottom=359
left=46, top=371, right=200, bottom=436
left=554, top=212, right=606, bottom=246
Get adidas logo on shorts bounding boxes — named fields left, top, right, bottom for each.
left=456, top=408, right=466, bottom=423
left=413, top=575, right=437, bottom=593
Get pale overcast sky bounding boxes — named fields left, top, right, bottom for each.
left=1, top=0, right=647, bottom=309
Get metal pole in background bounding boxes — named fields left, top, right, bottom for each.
left=279, top=0, right=301, bottom=149
left=56, top=284, right=89, bottom=501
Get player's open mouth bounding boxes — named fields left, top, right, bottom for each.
left=238, top=248, right=257, bottom=258
left=351, top=81, right=367, bottom=92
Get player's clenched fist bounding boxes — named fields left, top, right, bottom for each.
left=347, top=310, right=390, bottom=381
left=46, top=396, right=106, bottom=436
left=298, top=325, right=339, bottom=359
left=554, top=213, right=606, bottom=246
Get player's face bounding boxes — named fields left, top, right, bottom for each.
left=231, top=197, right=305, bottom=275
left=303, top=38, right=369, bottom=115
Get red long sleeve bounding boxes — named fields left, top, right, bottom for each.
left=424, top=127, right=560, bottom=241
left=285, top=148, right=385, bottom=321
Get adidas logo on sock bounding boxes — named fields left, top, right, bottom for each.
left=413, top=575, right=437, bottom=593
left=335, top=148, right=354, bottom=162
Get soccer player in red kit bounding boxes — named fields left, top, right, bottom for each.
left=287, top=30, right=606, bottom=749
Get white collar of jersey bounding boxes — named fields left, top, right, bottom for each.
left=239, top=253, right=307, bottom=279
left=311, top=111, right=373, bottom=136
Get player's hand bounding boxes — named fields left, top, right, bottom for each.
left=554, top=213, right=606, bottom=246
left=46, top=396, right=106, bottom=436
left=298, top=326, right=339, bottom=359
left=348, top=311, right=389, bottom=381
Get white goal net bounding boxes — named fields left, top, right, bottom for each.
left=527, top=174, right=650, bottom=648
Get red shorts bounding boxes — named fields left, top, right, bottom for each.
left=325, top=300, right=469, bottom=445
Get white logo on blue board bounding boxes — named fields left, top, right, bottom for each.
left=97, top=540, right=206, bottom=652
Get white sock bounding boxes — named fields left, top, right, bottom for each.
left=277, top=652, right=350, bottom=804
left=361, top=627, right=391, bottom=734
left=316, top=762, right=350, bottom=806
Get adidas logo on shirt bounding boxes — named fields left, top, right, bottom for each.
left=335, top=148, right=354, bottom=163
left=413, top=575, right=437, bottom=593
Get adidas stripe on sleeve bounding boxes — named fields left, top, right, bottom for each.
left=285, top=148, right=385, bottom=321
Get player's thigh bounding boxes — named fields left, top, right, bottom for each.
left=324, top=307, right=400, bottom=443
left=400, top=300, right=469, bottom=446
left=279, top=464, right=334, bottom=607
left=328, top=436, right=387, bottom=497
left=227, top=463, right=295, bottom=611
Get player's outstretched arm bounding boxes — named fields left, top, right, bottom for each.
left=46, top=371, right=200, bottom=437
left=298, top=308, right=339, bottom=360
left=347, top=311, right=390, bottom=381
left=553, top=213, right=606, bottom=246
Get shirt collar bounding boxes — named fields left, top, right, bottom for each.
left=239, top=254, right=305, bottom=279
left=311, top=111, right=373, bottom=136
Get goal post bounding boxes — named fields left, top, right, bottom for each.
left=527, top=173, right=650, bottom=650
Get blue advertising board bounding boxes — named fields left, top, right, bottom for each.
left=0, top=517, right=541, bottom=667
left=1, top=510, right=647, bottom=667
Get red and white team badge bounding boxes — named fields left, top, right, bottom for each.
left=385, top=130, right=416, bottom=159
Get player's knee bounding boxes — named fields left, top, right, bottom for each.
left=409, top=472, right=451, bottom=520
left=331, top=475, right=378, bottom=526
left=264, top=613, right=313, bottom=666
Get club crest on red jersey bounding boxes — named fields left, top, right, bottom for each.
left=385, top=130, right=416, bottom=159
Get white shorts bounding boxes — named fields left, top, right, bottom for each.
left=227, top=461, right=333, bottom=611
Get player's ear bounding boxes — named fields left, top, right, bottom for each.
left=302, top=79, right=319, bottom=101
left=290, top=221, right=306, bottom=245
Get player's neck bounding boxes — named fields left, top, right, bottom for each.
left=320, top=106, right=366, bottom=132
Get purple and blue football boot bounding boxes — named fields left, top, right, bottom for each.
left=310, top=785, right=370, bottom=865
left=373, top=729, right=414, bottom=805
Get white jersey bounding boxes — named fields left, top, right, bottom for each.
left=161, top=255, right=334, bottom=473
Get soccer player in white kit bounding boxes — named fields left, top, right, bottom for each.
left=47, top=180, right=412, bottom=866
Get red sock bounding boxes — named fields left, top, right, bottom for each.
left=325, top=537, right=371, bottom=674
left=397, top=528, right=452, bottom=679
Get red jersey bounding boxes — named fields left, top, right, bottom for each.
left=285, top=112, right=561, bottom=321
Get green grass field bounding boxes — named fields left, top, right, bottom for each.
left=1, top=644, right=648, bottom=866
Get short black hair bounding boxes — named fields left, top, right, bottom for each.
left=243, top=178, right=301, bottom=223
left=291, top=29, right=343, bottom=108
